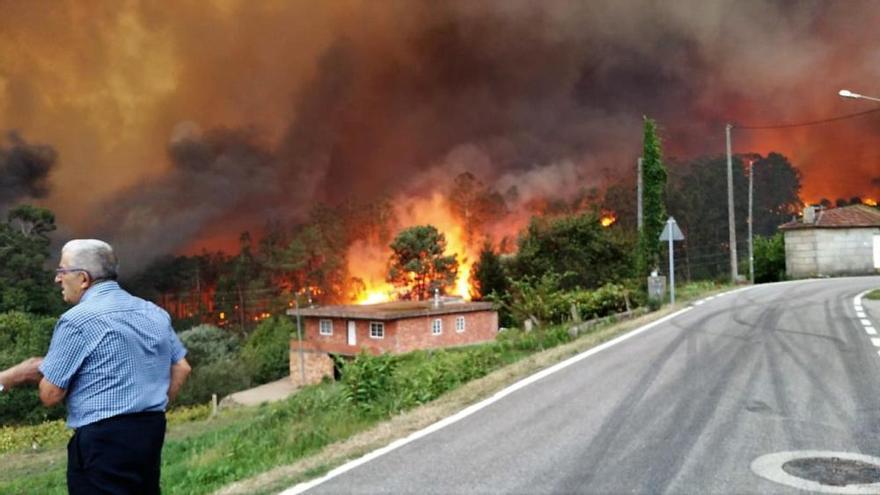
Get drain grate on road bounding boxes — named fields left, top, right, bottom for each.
left=782, top=457, right=880, bottom=487
left=752, top=451, right=880, bottom=494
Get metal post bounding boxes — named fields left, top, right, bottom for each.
left=295, top=298, right=306, bottom=384
left=748, top=162, right=754, bottom=284
left=637, top=157, right=644, bottom=231
left=668, top=219, right=675, bottom=304
left=726, top=123, right=738, bottom=284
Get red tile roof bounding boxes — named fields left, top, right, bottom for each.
left=779, top=204, right=880, bottom=230
left=286, top=298, right=495, bottom=321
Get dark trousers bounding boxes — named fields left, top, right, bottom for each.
left=67, top=411, right=166, bottom=495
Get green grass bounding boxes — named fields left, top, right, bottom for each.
left=865, top=289, right=880, bottom=300
left=0, top=281, right=729, bottom=494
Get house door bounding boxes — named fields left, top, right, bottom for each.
left=347, top=321, right=357, bottom=346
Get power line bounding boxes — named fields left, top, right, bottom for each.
left=734, top=108, right=880, bottom=130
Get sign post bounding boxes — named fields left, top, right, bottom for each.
left=659, top=217, right=685, bottom=304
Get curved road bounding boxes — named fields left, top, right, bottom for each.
left=289, top=277, right=880, bottom=494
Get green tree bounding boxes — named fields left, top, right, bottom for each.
left=751, top=153, right=802, bottom=236
left=387, top=225, right=458, bottom=300
left=512, top=213, right=635, bottom=290
left=241, top=316, right=293, bottom=383
left=637, top=118, right=667, bottom=277
left=0, top=311, right=63, bottom=424
left=0, top=205, right=62, bottom=314
left=469, top=242, right=508, bottom=300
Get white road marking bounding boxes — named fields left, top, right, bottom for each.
left=867, top=326, right=877, bottom=335
left=870, top=338, right=880, bottom=347
left=862, top=319, right=873, bottom=327
left=857, top=311, right=867, bottom=318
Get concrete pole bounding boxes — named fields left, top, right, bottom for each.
left=748, top=162, right=754, bottom=284
left=637, top=157, right=644, bottom=231
left=726, top=124, right=739, bottom=284
left=668, top=219, right=675, bottom=305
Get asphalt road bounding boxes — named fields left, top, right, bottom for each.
left=295, top=277, right=880, bottom=494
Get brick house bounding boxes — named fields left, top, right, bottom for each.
left=285, top=298, right=498, bottom=387
left=779, top=204, right=880, bottom=278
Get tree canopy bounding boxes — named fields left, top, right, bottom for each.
left=386, top=225, right=458, bottom=300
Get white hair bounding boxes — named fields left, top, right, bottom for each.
left=61, top=239, right=119, bottom=281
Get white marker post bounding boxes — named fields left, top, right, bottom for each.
left=659, top=217, right=685, bottom=304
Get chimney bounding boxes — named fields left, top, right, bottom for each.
left=803, top=206, right=816, bottom=224
left=433, top=288, right=441, bottom=309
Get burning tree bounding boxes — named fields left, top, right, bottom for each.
left=386, top=225, right=458, bottom=300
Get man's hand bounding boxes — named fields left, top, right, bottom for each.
left=167, top=358, right=191, bottom=403
left=0, top=357, right=44, bottom=389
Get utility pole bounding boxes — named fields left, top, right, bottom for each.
left=748, top=161, right=754, bottom=284
left=725, top=123, right=738, bottom=284
left=294, top=297, right=306, bottom=384
left=637, top=157, right=644, bottom=231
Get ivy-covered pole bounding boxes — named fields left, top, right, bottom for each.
left=637, top=117, right=668, bottom=279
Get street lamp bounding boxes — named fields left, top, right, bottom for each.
left=838, top=89, right=880, bottom=103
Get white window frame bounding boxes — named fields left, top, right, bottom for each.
left=455, top=316, right=465, bottom=333
left=432, top=318, right=442, bottom=335
left=319, top=319, right=333, bottom=336
left=370, top=321, right=385, bottom=339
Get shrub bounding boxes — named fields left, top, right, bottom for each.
left=341, top=351, right=396, bottom=411
left=754, top=233, right=786, bottom=283
left=241, top=316, right=293, bottom=384
left=178, top=324, right=241, bottom=368
left=566, top=283, right=632, bottom=320
left=176, top=357, right=252, bottom=406
left=0, top=312, right=64, bottom=424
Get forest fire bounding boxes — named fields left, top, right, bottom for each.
left=349, top=193, right=477, bottom=305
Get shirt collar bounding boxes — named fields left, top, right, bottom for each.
left=79, top=280, right=120, bottom=303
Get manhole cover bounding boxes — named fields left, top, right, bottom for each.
left=752, top=451, right=880, bottom=494
left=783, top=457, right=880, bottom=486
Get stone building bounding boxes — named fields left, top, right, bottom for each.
left=779, top=204, right=880, bottom=279
left=286, top=298, right=498, bottom=387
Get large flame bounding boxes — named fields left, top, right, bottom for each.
left=600, top=212, right=617, bottom=227
left=348, top=193, right=476, bottom=304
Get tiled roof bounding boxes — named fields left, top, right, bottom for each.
left=286, top=298, right=495, bottom=321
left=779, top=204, right=880, bottom=230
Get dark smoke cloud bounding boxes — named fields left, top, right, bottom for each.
left=0, top=132, right=56, bottom=209
left=62, top=0, right=879, bottom=268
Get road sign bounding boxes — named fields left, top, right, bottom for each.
left=659, top=217, right=685, bottom=241
left=659, top=217, right=684, bottom=304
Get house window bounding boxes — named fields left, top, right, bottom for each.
left=432, top=318, right=442, bottom=335
left=370, top=321, right=384, bottom=339
left=455, top=316, right=465, bottom=333
left=319, top=319, right=333, bottom=336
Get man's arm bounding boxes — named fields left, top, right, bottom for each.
left=0, top=357, right=44, bottom=390
left=167, top=358, right=191, bottom=403
left=38, top=378, right=66, bottom=407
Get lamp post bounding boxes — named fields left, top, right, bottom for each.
left=839, top=89, right=880, bottom=103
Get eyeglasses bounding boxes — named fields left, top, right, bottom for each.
left=55, top=267, right=92, bottom=278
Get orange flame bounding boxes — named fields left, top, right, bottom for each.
left=348, top=193, right=476, bottom=304
left=600, top=213, right=617, bottom=227
left=865, top=198, right=877, bottom=207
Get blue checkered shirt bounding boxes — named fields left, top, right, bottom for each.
left=39, top=281, right=187, bottom=428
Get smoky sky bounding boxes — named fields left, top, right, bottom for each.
left=1, top=0, right=878, bottom=269
left=0, top=132, right=56, bottom=211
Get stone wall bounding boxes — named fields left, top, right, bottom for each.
left=288, top=346, right=334, bottom=388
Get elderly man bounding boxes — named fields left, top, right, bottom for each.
left=3, top=239, right=192, bottom=494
